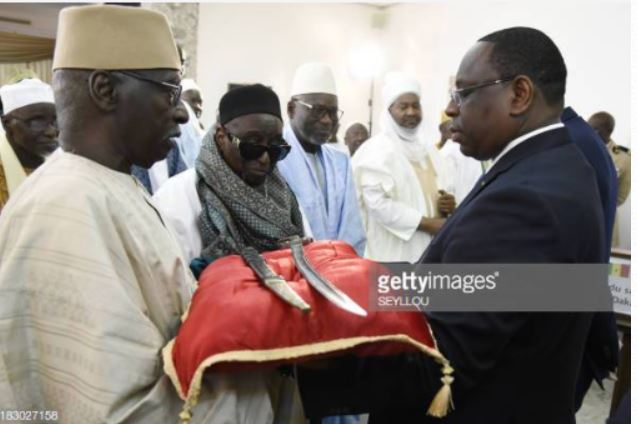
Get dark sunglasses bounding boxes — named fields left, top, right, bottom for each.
left=226, top=130, right=291, bottom=162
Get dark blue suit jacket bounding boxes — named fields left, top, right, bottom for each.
left=561, top=107, right=619, bottom=408
left=298, top=127, right=606, bottom=424
left=561, top=107, right=617, bottom=257
left=416, top=127, right=605, bottom=424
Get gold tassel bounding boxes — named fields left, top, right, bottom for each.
left=178, top=381, right=202, bottom=424
left=427, top=363, right=455, bottom=417
left=178, top=408, right=192, bottom=424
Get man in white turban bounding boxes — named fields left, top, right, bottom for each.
left=0, top=78, right=58, bottom=212
left=352, top=72, right=455, bottom=263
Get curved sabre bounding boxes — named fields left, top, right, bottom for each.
left=283, top=236, right=367, bottom=317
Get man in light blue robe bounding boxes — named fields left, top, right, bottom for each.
left=278, top=62, right=365, bottom=256
left=176, top=78, right=205, bottom=168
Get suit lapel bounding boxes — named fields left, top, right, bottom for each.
left=419, top=128, right=572, bottom=262
left=458, top=128, right=571, bottom=208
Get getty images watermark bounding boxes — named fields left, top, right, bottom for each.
left=369, top=264, right=615, bottom=312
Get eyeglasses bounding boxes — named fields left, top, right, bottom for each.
left=115, top=71, right=182, bottom=106
left=12, top=116, right=58, bottom=132
left=449, top=77, right=515, bottom=106
left=225, top=130, right=292, bottom=162
left=293, top=99, right=343, bottom=122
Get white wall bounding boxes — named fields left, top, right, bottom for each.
left=196, top=1, right=631, bottom=248
left=196, top=3, right=377, bottom=132
left=379, top=0, right=631, bottom=249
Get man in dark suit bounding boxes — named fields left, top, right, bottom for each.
left=561, top=107, right=619, bottom=410
left=298, top=27, right=606, bottom=424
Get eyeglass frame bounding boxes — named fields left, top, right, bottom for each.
left=224, top=128, right=292, bottom=162
left=449, top=76, right=515, bottom=106
left=293, top=98, right=344, bottom=122
left=114, top=71, right=183, bottom=106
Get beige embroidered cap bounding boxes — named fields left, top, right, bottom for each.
left=52, top=5, right=180, bottom=71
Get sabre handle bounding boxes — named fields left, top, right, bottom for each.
left=241, top=246, right=281, bottom=281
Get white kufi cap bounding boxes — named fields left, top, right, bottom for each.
left=290, top=62, right=337, bottom=96
left=0, top=78, right=54, bottom=115
left=181, top=78, right=200, bottom=93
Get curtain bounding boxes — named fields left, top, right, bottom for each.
left=0, top=31, right=54, bottom=85
left=0, top=59, right=52, bottom=85
left=0, top=31, right=54, bottom=63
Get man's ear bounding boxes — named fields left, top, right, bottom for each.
left=509, top=75, right=534, bottom=116
left=214, top=124, right=225, bottom=148
left=0, top=115, right=10, bottom=134
left=0, top=115, right=17, bottom=141
left=287, top=99, right=296, bottom=120
left=87, top=70, right=118, bottom=112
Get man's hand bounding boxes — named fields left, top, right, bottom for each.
left=438, top=190, right=456, bottom=217
left=418, top=217, right=446, bottom=235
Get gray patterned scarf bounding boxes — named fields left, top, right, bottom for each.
left=196, top=130, right=304, bottom=262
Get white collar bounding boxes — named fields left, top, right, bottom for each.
left=490, top=122, right=565, bottom=169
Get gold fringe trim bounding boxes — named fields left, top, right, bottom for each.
left=162, top=339, right=183, bottom=398
left=163, top=333, right=454, bottom=423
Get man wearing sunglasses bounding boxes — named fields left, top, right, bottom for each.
left=153, top=83, right=308, bottom=423
left=0, top=78, right=58, bottom=212
left=278, top=62, right=366, bottom=256
left=154, top=83, right=308, bottom=267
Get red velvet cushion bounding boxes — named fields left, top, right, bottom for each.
left=164, top=240, right=444, bottom=401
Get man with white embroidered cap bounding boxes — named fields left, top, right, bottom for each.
left=278, top=62, right=366, bottom=255
left=0, top=78, right=58, bottom=212
left=0, top=5, right=270, bottom=423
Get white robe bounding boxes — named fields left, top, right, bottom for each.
left=438, top=140, right=484, bottom=204
left=352, top=133, right=452, bottom=263
left=152, top=168, right=313, bottom=264
left=0, top=150, right=285, bottom=423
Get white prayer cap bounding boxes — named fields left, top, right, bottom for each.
left=53, top=5, right=180, bottom=71
left=381, top=71, right=421, bottom=108
left=0, top=78, right=54, bottom=115
left=290, top=62, right=337, bottom=96
left=181, top=78, right=200, bottom=93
